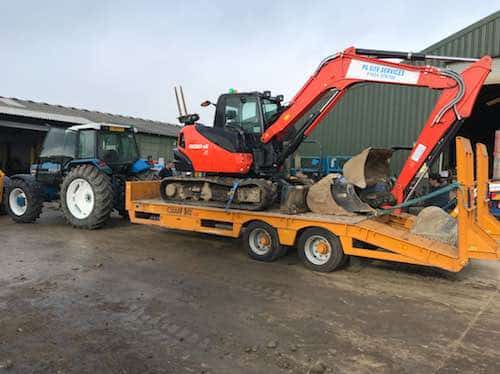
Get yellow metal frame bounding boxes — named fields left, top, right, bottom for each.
left=475, top=142, right=500, bottom=240
left=126, top=137, right=499, bottom=273
left=454, top=137, right=499, bottom=261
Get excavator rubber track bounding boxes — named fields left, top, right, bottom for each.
left=159, top=176, right=277, bottom=211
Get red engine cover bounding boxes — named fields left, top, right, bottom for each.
left=178, top=125, right=254, bottom=174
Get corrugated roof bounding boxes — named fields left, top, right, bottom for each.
left=0, top=96, right=180, bottom=137
left=423, top=10, right=500, bottom=57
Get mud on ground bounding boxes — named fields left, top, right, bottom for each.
left=0, top=209, right=499, bottom=373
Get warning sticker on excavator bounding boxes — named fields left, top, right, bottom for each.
left=346, top=60, right=419, bottom=84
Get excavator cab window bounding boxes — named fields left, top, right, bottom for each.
left=262, top=98, right=279, bottom=127
left=223, top=95, right=262, bottom=134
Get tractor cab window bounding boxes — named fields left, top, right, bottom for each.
left=78, top=130, right=96, bottom=159
left=98, top=131, right=139, bottom=164
left=224, top=96, right=262, bottom=134
left=40, top=127, right=77, bottom=159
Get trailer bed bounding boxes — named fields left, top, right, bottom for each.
left=125, top=138, right=499, bottom=273
left=136, top=198, right=369, bottom=224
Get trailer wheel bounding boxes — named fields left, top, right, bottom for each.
left=243, top=221, right=283, bottom=262
left=297, top=227, right=346, bottom=272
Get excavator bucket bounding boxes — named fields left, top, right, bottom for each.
left=343, top=148, right=393, bottom=188
left=331, top=177, right=376, bottom=214
left=307, top=174, right=363, bottom=215
left=307, top=148, right=393, bottom=215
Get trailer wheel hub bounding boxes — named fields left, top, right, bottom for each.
left=304, top=235, right=332, bottom=265
left=316, top=241, right=329, bottom=255
left=258, top=234, right=271, bottom=247
left=249, top=228, right=273, bottom=255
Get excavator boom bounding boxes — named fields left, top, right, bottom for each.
left=260, top=47, right=491, bottom=203
left=166, top=47, right=491, bottom=212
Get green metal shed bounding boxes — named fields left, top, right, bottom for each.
left=303, top=10, right=500, bottom=174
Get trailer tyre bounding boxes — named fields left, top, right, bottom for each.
left=243, top=221, right=284, bottom=262
left=61, top=165, right=114, bottom=229
left=6, top=178, right=43, bottom=223
left=297, top=227, right=346, bottom=272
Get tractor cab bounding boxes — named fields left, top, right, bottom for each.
left=34, top=123, right=148, bottom=187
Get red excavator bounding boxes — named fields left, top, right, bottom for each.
left=161, top=47, right=491, bottom=213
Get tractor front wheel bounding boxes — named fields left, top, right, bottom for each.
left=6, top=178, right=44, bottom=223
left=61, top=165, right=114, bottom=229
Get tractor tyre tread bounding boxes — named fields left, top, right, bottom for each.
left=60, top=164, right=114, bottom=229
left=6, top=178, right=43, bottom=223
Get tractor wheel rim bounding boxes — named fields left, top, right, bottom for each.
left=249, top=228, right=272, bottom=255
left=66, top=178, right=94, bottom=220
left=9, top=188, right=27, bottom=216
left=304, top=235, right=332, bottom=265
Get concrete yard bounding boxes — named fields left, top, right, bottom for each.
left=0, top=209, right=499, bottom=374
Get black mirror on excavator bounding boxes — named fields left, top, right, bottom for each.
left=201, top=100, right=215, bottom=107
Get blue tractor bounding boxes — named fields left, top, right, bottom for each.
left=5, top=123, right=156, bottom=229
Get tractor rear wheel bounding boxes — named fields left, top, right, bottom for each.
left=6, top=178, right=44, bottom=223
left=61, top=165, right=114, bottom=229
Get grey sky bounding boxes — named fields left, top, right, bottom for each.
left=0, top=1, right=499, bottom=125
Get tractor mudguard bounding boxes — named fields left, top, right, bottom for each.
left=67, top=159, right=113, bottom=174
left=10, top=174, right=36, bottom=183
left=10, top=174, right=54, bottom=202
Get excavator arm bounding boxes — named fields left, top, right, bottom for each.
left=261, top=47, right=491, bottom=203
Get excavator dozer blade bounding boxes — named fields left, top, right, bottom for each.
left=306, top=174, right=359, bottom=216
left=343, top=148, right=393, bottom=188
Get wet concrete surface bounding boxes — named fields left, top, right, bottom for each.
left=0, top=208, right=499, bottom=373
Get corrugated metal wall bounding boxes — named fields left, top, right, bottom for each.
left=303, top=11, right=500, bottom=173
left=136, top=134, right=177, bottom=162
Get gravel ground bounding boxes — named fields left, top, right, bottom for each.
left=0, top=208, right=499, bottom=374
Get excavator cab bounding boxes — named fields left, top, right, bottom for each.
left=213, top=92, right=282, bottom=132
left=172, top=90, right=285, bottom=174
left=201, top=92, right=283, bottom=154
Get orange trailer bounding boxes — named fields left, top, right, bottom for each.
left=126, top=137, right=500, bottom=273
